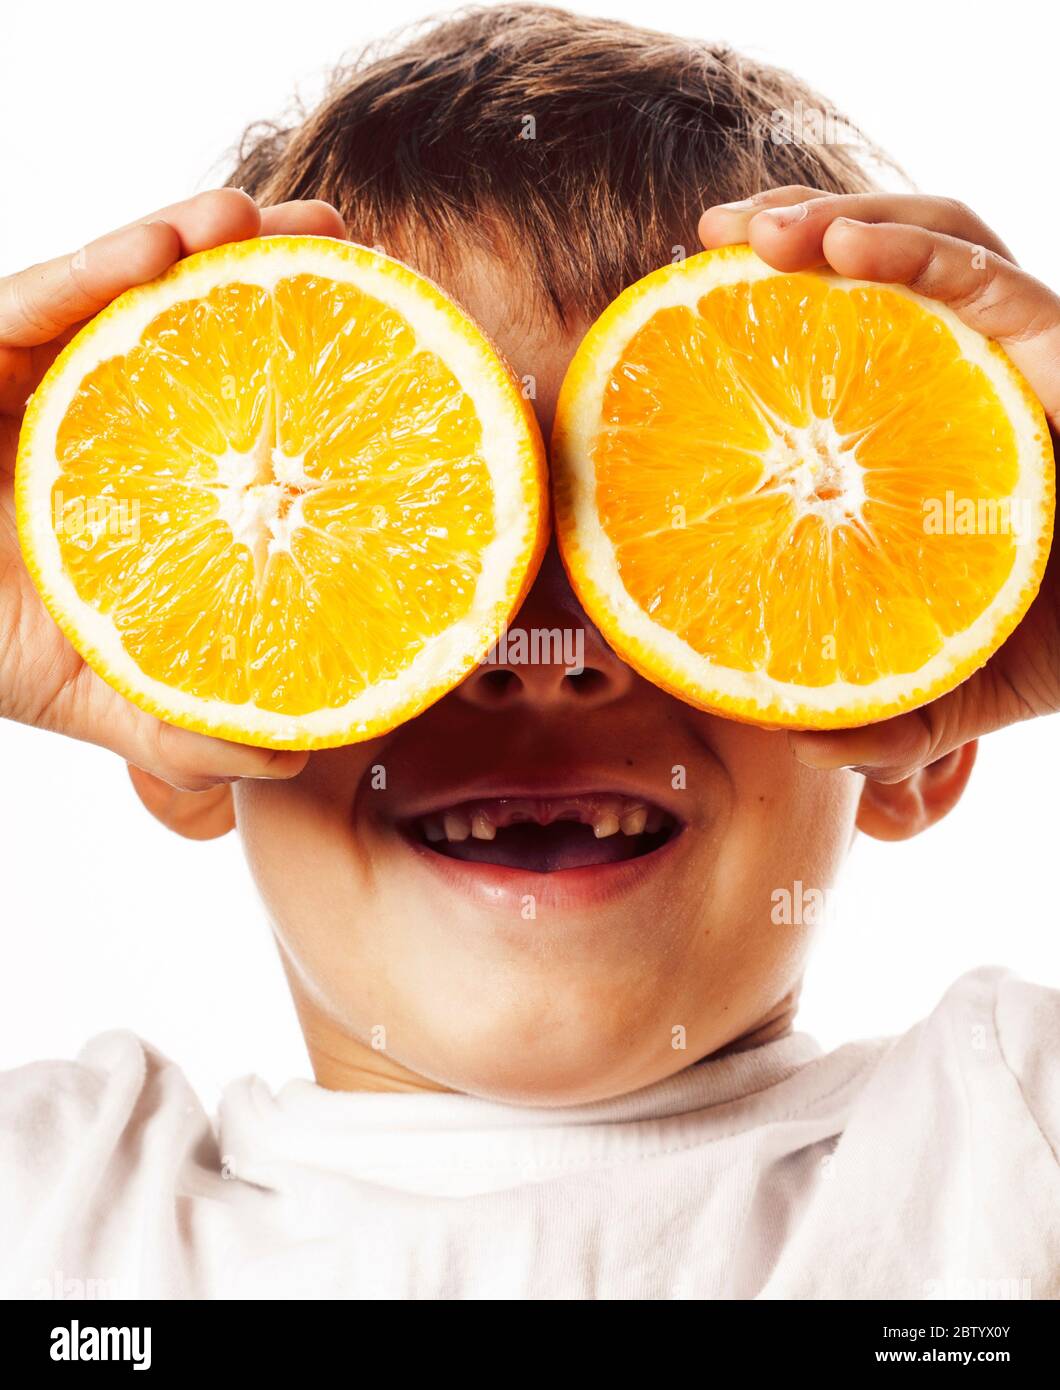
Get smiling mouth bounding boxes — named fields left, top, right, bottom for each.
left=404, top=794, right=680, bottom=873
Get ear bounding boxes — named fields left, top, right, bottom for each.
left=127, top=763, right=235, bottom=841
left=855, top=741, right=977, bottom=843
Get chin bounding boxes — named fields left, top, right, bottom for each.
left=415, top=1033, right=679, bottom=1108
left=361, top=958, right=703, bottom=1107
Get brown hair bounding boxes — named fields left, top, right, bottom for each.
left=228, top=4, right=889, bottom=323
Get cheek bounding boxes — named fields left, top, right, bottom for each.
left=675, top=748, right=860, bottom=1025
left=232, top=754, right=384, bottom=1015
left=705, top=727, right=860, bottom=908
left=777, top=763, right=862, bottom=885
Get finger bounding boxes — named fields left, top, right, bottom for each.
left=127, top=764, right=237, bottom=840
left=698, top=185, right=831, bottom=248
left=49, top=665, right=310, bottom=791
left=127, top=721, right=310, bottom=793
left=729, top=193, right=1015, bottom=269
left=259, top=199, right=346, bottom=237
left=0, top=335, right=75, bottom=416
left=110, top=186, right=262, bottom=254
left=0, top=193, right=341, bottom=412
left=0, top=188, right=261, bottom=347
left=818, top=219, right=1060, bottom=424
left=98, top=724, right=307, bottom=793
left=0, top=221, right=181, bottom=347
left=788, top=674, right=1000, bottom=784
left=0, top=343, right=38, bottom=414
left=790, top=713, right=939, bottom=784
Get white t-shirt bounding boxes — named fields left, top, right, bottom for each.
left=1, top=967, right=1057, bottom=1301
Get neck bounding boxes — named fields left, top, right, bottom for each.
left=291, top=989, right=454, bottom=1095
left=713, top=993, right=799, bottom=1059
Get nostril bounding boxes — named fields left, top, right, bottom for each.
left=479, top=668, right=522, bottom=701
left=564, top=667, right=608, bottom=697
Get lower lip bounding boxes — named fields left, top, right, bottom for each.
left=400, top=827, right=686, bottom=912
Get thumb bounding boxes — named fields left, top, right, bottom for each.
left=788, top=678, right=985, bottom=784
left=52, top=667, right=308, bottom=791
left=124, top=719, right=309, bottom=792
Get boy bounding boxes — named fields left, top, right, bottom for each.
left=1, top=5, right=1058, bottom=1299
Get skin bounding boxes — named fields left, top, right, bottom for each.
left=1, top=187, right=1056, bottom=1103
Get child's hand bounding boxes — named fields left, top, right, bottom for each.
left=0, top=190, right=343, bottom=788
left=699, top=189, right=1060, bottom=783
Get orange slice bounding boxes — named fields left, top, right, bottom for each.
left=17, top=236, right=546, bottom=749
left=552, top=244, right=1054, bottom=728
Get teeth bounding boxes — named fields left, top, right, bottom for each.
left=421, top=798, right=671, bottom=845
left=443, top=812, right=471, bottom=842
left=593, top=812, right=621, bottom=839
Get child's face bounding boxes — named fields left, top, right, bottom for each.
left=231, top=263, right=864, bottom=1104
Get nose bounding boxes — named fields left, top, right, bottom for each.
left=456, top=543, right=635, bottom=711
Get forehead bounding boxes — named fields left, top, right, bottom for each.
left=423, top=247, right=589, bottom=441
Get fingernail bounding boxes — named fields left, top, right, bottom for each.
left=789, top=738, right=845, bottom=770
left=713, top=197, right=758, bottom=211
left=256, top=752, right=308, bottom=778
left=759, top=202, right=810, bottom=228
left=793, top=752, right=837, bottom=770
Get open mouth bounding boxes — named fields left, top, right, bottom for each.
left=404, top=794, right=680, bottom=873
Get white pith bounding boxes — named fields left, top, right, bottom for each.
left=19, top=237, right=541, bottom=744
left=558, top=249, right=1053, bottom=720
left=207, top=439, right=321, bottom=572
left=758, top=415, right=866, bottom=528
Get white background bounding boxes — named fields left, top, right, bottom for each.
left=1, top=0, right=1057, bottom=1108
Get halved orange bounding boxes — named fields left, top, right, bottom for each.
left=17, top=236, right=547, bottom=749
left=552, top=244, right=1054, bottom=728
